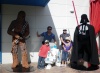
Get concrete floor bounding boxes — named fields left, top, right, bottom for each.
left=0, top=63, right=100, bottom=73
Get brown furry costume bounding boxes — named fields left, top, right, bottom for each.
left=7, top=11, right=30, bottom=68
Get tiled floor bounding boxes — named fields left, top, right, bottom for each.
left=0, top=63, right=100, bottom=73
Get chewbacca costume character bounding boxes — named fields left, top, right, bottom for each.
left=70, top=14, right=99, bottom=70
left=7, top=11, right=30, bottom=68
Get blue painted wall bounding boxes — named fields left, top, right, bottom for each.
left=0, top=0, right=50, bottom=7
left=0, top=4, right=2, bottom=64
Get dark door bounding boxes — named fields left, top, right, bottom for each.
left=0, top=5, right=2, bottom=64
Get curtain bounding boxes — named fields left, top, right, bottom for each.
left=90, top=0, right=100, bottom=54
left=90, top=0, right=100, bottom=35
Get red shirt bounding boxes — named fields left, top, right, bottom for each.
left=39, top=44, right=50, bottom=58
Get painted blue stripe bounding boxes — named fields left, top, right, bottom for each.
left=0, top=0, right=50, bottom=6
left=0, top=4, right=2, bottom=64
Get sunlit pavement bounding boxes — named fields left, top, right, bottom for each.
left=0, top=63, right=100, bottom=73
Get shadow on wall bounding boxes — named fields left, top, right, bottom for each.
left=26, top=5, right=59, bottom=62
left=2, top=5, right=59, bottom=63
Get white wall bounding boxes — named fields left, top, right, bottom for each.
left=1, top=0, right=90, bottom=64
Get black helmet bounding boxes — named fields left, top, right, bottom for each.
left=80, top=14, right=89, bottom=23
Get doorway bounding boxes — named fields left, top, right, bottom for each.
left=0, top=5, right=2, bottom=64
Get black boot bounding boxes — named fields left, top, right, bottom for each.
left=87, top=64, right=99, bottom=71
left=70, top=62, right=87, bottom=70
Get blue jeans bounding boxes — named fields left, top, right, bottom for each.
left=37, top=56, right=45, bottom=69
left=62, top=50, right=68, bottom=61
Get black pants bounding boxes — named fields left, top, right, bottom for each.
left=78, top=40, right=91, bottom=61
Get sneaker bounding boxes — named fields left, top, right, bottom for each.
left=64, top=64, right=67, bottom=67
left=61, top=64, right=64, bottom=67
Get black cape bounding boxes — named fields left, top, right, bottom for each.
left=71, top=24, right=99, bottom=65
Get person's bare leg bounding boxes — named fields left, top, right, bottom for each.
left=65, top=61, right=67, bottom=67
left=61, top=61, right=65, bottom=66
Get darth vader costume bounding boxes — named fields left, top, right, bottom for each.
left=70, top=14, right=99, bottom=70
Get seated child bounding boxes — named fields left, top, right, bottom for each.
left=37, top=40, right=52, bottom=69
